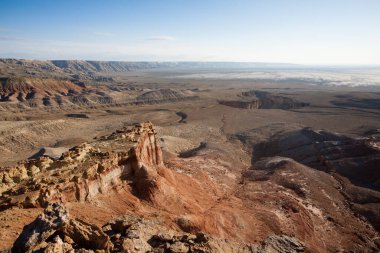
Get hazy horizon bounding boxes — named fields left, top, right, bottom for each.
left=3, top=58, right=380, bottom=69
left=1, top=0, right=380, bottom=65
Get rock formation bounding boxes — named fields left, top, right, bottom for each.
left=0, top=77, right=197, bottom=110
left=136, top=89, right=185, bottom=101
left=13, top=203, right=112, bottom=253
left=0, top=77, right=115, bottom=108
left=14, top=202, right=281, bottom=253
left=218, top=100, right=260, bottom=109
left=219, top=90, right=308, bottom=110
left=0, top=122, right=164, bottom=208
left=238, top=126, right=380, bottom=233
left=248, top=128, right=380, bottom=190
left=1, top=123, right=379, bottom=252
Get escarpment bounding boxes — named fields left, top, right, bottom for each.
left=218, top=90, right=309, bottom=110
left=0, top=77, right=198, bottom=111
left=0, top=77, right=116, bottom=108
left=0, top=122, right=164, bottom=209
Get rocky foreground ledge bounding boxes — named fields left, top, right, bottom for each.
left=1, top=122, right=379, bottom=252
left=13, top=202, right=304, bottom=253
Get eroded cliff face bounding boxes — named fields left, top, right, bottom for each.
left=0, top=122, right=164, bottom=209
left=218, top=90, right=309, bottom=110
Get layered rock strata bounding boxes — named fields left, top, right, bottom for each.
left=0, top=122, right=163, bottom=209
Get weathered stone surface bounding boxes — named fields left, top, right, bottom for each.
left=0, top=122, right=163, bottom=209
left=13, top=203, right=112, bottom=253
left=257, top=235, right=305, bottom=253
left=169, top=241, right=188, bottom=253
left=12, top=203, right=260, bottom=253
left=63, top=219, right=113, bottom=251
left=12, top=203, right=69, bottom=253
left=42, top=236, right=74, bottom=253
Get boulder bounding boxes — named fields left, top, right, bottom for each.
left=13, top=203, right=69, bottom=253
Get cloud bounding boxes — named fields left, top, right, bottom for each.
left=146, top=35, right=175, bottom=41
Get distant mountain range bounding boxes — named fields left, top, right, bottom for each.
left=2, top=59, right=380, bottom=87
left=1, top=59, right=379, bottom=78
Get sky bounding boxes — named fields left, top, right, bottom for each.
left=0, top=0, right=379, bottom=64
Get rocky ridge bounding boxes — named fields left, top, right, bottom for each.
left=0, top=59, right=163, bottom=79
left=0, top=77, right=114, bottom=108
left=0, top=59, right=299, bottom=79
left=136, top=89, right=188, bottom=102
left=12, top=203, right=230, bottom=252
left=13, top=203, right=305, bottom=253
left=0, top=77, right=198, bottom=111
left=246, top=128, right=380, bottom=190
left=1, top=123, right=379, bottom=252
left=0, top=122, right=163, bottom=208
left=237, top=126, right=380, bottom=232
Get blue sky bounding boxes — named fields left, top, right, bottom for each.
left=0, top=0, right=379, bottom=64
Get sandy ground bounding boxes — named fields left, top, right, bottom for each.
left=0, top=74, right=379, bottom=166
